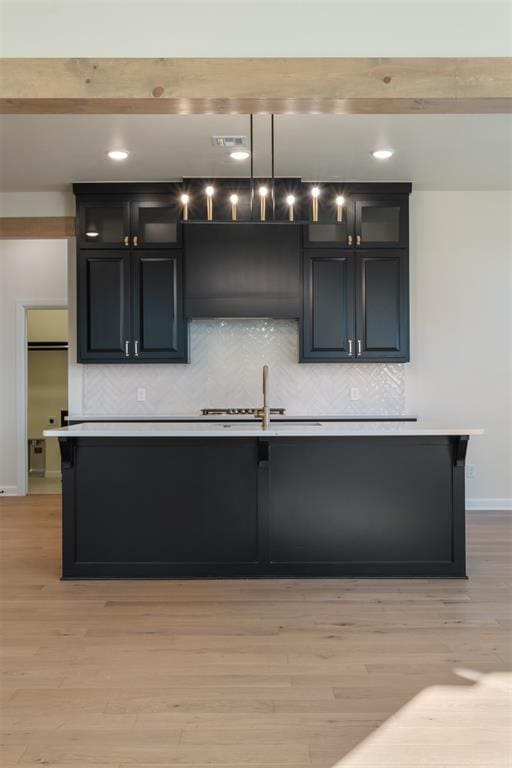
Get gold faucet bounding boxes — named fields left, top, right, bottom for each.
left=256, top=364, right=270, bottom=430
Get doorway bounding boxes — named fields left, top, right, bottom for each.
left=26, top=308, right=68, bottom=495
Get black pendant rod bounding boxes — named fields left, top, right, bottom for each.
left=250, top=114, right=254, bottom=218
left=271, top=114, right=275, bottom=221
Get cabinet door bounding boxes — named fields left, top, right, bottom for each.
left=131, top=199, right=181, bottom=248
left=355, top=250, right=409, bottom=361
left=78, top=198, right=130, bottom=249
left=131, top=250, right=188, bottom=362
left=301, top=250, right=355, bottom=361
left=303, top=202, right=355, bottom=248
left=77, top=251, right=131, bottom=362
left=355, top=196, right=408, bottom=248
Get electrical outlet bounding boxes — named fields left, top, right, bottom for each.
left=137, top=387, right=146, bottom=402
left=48, top=416, right=56, bottom=425
left=466, top=464, right=476, bottom=479
left=350, top=387, right=360, bottom=401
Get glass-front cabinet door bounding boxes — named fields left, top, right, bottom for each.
left=131, top=199, right=181, bottom=248
left=355, top=197, right=408, bottom=248
left=78, top=198, right=130, bottom=249
left=303, top=197, right=355, bottom=248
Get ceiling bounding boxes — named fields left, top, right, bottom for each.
left=0, top=113, right=511, bottom=192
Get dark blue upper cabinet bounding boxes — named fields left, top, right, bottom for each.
left=77, top=250, right=131, bottom=362
left=75, top=185, right=188, bottom=364
left=131, top=250, right=187, bottom=361
left=301, top=250, right=356, bottom=361
left=355, top=250, right=409, bottom=362
left=130, top=199, right=182, bottom=248
left=78, top=197, right=131, bottom=249
left=301, top=191, right=411, bottom=364
left=355, top=196, right=409, bottom=249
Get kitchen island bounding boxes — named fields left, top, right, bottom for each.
left=45, top=421, right=482, bottom=579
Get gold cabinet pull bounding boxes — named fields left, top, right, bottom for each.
left=347, top=235, right=353, bottom=246
left=123, top=235, right=129, bottom=246
left=133, top=235, right=138, bottom=246
left=348, top=339, right=353, bottom=357
left=356, top=234, right=361, bottom=246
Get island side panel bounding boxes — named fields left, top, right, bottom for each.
left=267, top=436, right=466, bottom=576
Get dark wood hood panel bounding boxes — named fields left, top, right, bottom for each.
left=184, top=223, right=301, bottom=319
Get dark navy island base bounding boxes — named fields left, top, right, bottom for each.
left=59, top=434, right=469, bottom=579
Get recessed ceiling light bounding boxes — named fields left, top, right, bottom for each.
left=372, top=149, right=394, bottom=160
left=107, top=150, right=129, bottom=161
left=229, top=150, right=250, bottom=161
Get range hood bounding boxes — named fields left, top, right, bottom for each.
left=184, top=222, right=301, bottom=319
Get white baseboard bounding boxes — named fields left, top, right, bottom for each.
left=467, top=498, right=512, bottom=511
left=0, top=486, right=19, bottom=496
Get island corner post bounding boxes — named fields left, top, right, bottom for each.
left=58, top=432, right=470, bottom=579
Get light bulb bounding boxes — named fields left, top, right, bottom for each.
left=107, top=150, right=129, bottom=161
left=258, top=186, right=268, bottom=197
left=335, top=195, right=344, bottom=223
left=86, top=231, right=99, bottom=237
left=311, top=187, right=320, bottom=198
left=205, top=185, right=214, bottom=196
left=286, top=195, right=295, bottom=205
left=229, top=150, right=250, bottom=161
left=180, top=194, right=189, bottom=205
left=229, top=194, right=239, bottom=204
left=372, top=149, right=394, bottom=160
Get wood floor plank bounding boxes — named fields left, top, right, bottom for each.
left=0, top=497, right=511, bottom=766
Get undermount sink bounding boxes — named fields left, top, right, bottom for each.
left=220, top=421, right=323, bottom=430
left=267, top=421, right=323, bottom=428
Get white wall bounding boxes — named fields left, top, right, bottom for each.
left=0, top=1, right=510, bottom=57
left=407, top=191, right=512, bottom=507
left=0, top=192, right=75, bottom=218
left=0, top=240, right=68, bottom=494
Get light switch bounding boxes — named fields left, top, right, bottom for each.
left=137, top=387, right=146, bottom=402
left=350, top=387, right=360, bottom=401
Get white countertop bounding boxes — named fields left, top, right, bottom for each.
left=44, top=421, right=483, bottom=438
left=66, top=413, right=416, bottom=422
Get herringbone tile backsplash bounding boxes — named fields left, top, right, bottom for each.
left=82, top=320, right=405, bottom=416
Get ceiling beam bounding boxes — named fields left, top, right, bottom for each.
left=0, top=217, right=75, bottom=239
left=1, top=58, right=511, bottom=114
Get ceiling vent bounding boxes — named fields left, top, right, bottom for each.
left=211, top=136, right=248, bottom=148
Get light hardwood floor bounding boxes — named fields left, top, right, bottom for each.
left=0, top=495, right=511, bottom=767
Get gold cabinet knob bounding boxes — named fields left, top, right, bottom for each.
left=133, top=235, right=138, bottom=246
left=347, top=235, right=353, bottom=246
left=123, top=235, right=129, bottom=246
left=356, top=234, right=361, bottom=246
